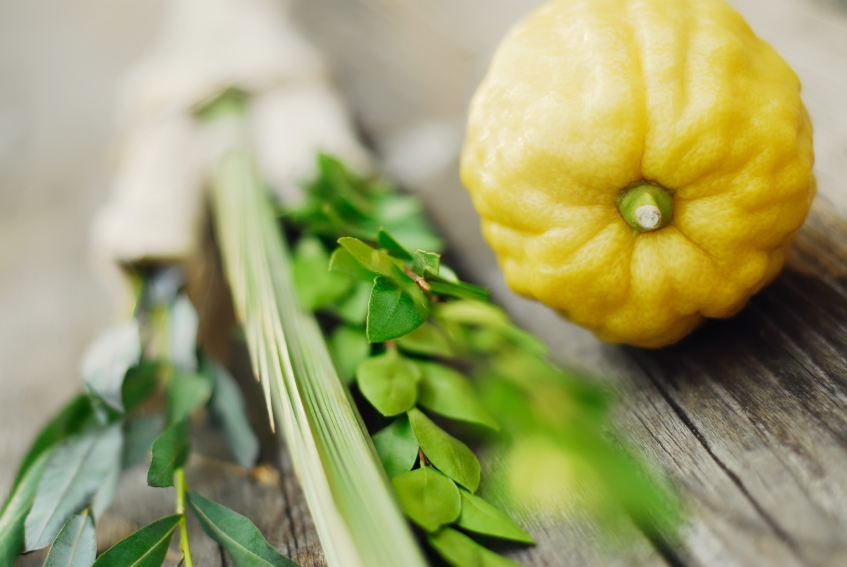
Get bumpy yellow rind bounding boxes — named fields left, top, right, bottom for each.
left=461, top=0, right=815, bottom=348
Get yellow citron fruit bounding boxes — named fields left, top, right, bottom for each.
left=461, top=0, right=815, bottom=348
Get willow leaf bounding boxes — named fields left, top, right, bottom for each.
left=25, top=424, right=123, bottom=550
left=0, top=450, right=52, bottom=567
left=168, top=372, right=212, bottom=424
left=11, top=395, right=94, bottom=490
left=43, top=512, right=96, bottom=567
left=81, top=320, right=141, bottom=412
left=147, top=419, right=189, bottom=488
left=170, top=294, right=199, bottom=372
left=123, top=415, right=165, bottom=470
left=407, top=409, right=480, bottom=493
left=187, top=491, right=299, bottom=567
left=204, top=357, right=260, bottom=469
left=91, top=514, right=180, bottom=567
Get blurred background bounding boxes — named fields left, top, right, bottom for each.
left=1, top=0, right=846, bottom=562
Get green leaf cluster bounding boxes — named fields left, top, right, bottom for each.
left=283, top=154, right=681, bottom=565
left=0, top=277, right=285, bottom=567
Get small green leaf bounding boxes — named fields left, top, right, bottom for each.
left=204, top=357, right=260, bottom=469
left=147, top=420, right=189, bottom=488
left=407, top=409, right=480, bottom=493
left=121, top=363, right=160, bottom=414
left=0, top=450, right=52, bottom=567
left=428, top=527, right=520, bottom=567
left=396, top=322, right=453, bottom=358
left=168, top=372, right=212, bottom=424
left=412, top=250, right=440, bottom=277
left=186, top=491, right=300, bottom=567
left=331, top=281, right=371, bottom=325
left=91, top=514, right=181, bottom=567
left=337, top=237, right=409, bottom=281
left=378, top=229, right=413, bottom=261
left=170, top=294, right=199, bottom=373
left=81, top=320, right=141, bottom=412
left=372, top=415, right=419, bottom=478
left=43, top=512, right=96, bottom=567
left=391, top=467, right=461, bottom=533
left=292, top=237, right=353, bottom=310
left=123, top=415, right=166, bottom=470
left=329, top=326, right=371, bottom=384
left=366, top=277, right=427, bottom=343
left=25, top=425, right=123, bottom=551
left=12, top=395, right=94, bottom=491
left=456, top=491, right=534, bottom=544
left=328, top=247, right=375, bottom=282
left=356, top=349, right=420, bottom=416
left=417, top=362, right=498, bottom=430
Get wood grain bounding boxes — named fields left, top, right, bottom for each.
left=291, top=0, right=847, bottom=565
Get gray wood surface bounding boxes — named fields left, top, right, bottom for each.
left=291, top=0, right=847, bottom=565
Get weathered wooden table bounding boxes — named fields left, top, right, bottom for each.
left=4, top=0, right=847, bottom=565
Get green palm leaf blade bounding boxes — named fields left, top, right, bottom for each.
left=210, top=149, right=427, bottom=567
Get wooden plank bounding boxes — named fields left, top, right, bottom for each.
left=291, top=0, right=847, bottom=565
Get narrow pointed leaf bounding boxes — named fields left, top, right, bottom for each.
left=428, top=528, right=520, bottom=567
left=412, top=250, right=439, bottom=277
left=91, top=450, right=122, bottom=522
left=12, top=395, right=94, bottom=490
left=329, top=326, right=371, bottom=384
left=91, top=514, right=181, bottom=567
left=396, top=323, right=453, bottom=358
left=372, top=415, right=419, bottom=478
left=408, top=409, right=480, bottom=493
left=417, top=362, right=498, bottom=430
left=43, top=512, right=96, bottom=567
left=204, top=357, right=260, bottom=469
left=366, top=277, right=427, bottom=343
left=123, top=415, right=166, bottom=470
left=25, top=424, right=123, bottom=550
left=456, top=491, right=534, bottom=544
left=170, top=294, right=199, bottom=372
left=377, top=229, right=413, bottom=261
left=81, top=320, right=141, bottom=412
left=0, top=450, right=52, bottom=567
left=121, top=363, right=161, bottom=414
left=147, top=420, right=189, bottom=488
left=392, top=467, right=460, bottom=533
left=356, top=350, right=420, bottom=416
left=168, top=372, right=212, bottom=424
left=186, top=491, right=299, bottom=567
